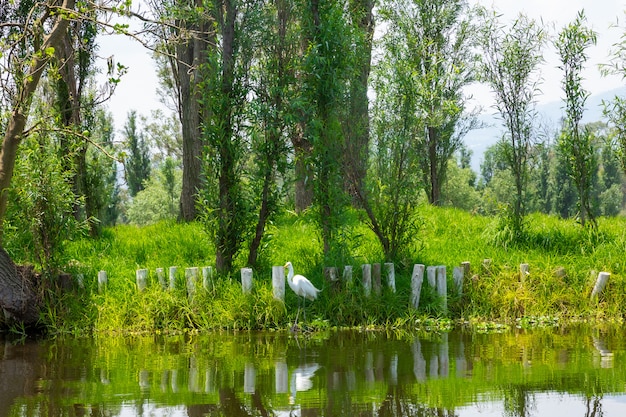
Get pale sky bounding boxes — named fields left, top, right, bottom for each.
left=97, top=0, right=626, bottom=133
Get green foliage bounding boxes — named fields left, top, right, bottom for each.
left=298, top=0, right=355, bottom=260
left=600, top=183, right=623, bottom=216
left=83, top=107, right=120, bottom=230
left=379, top=0, right=477, bottom=205
left=478, top=9, right=547, bottom=241
left=555, top=10, right=598, bottom=228
left=5, top=127, right=88, bottom=274
left=441, top=157, right=481, bottom=211
left=122, top=110, right=151, bottom=197
left=29, top=204, right=626, bottom=334
left=365, top=11, right=427, bottom=261
left=126, top=160, right=182, bottom=225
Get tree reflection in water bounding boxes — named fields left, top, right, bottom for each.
left=0, top=327, right=624, bottom=417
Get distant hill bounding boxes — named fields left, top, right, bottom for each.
left=464, top=86, right=626, bottom=173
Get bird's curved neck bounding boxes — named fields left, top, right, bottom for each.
left=286, top=266, right=294, bottom=282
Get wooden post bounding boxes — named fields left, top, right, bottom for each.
left=156, top=268, right=166, bottom=290
left=372, top=263, right=381, bottom=295
left=520, top=263, right=529, bottom=284
left=411, top=264, right=425, bottom=309
left=241, top=268, right=253, bottom=294
left=202, top=266, right=213, bottom=290
left=461, top=261, right=470, bottom=278
left=168, top=266, right=177, bottom=291
left=453, top=266, right=463, bottom=296
left=272, top=266, right=285, bottom=301
left=384, top=262, right=395, bottom=293
left=437, top=265, right=447, bottom=314
left=324, top=267, right=339, bottom=292
left=97, top=270, right=107, bottom=293
left=427, top=266, right=437, bottom=288
left=76, top=273, right=84, bottom=290
left=362, top=264, right=372, bottom=296
left=343, top=265, right=353, bottom=287
left=186, top=267, right=199, bottom=298
left=591, top=271, right=610, bottom=299
left=136, top=269, right=148, bottom=292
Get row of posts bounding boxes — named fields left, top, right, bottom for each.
left=98, top=266, right=214, bottom=299
left=96, top=262, right=466, bottom=311
left=95, top=261, right=612, bottom=307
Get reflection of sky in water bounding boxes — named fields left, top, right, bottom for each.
left=114, top=393, right=626, bottom=417
left=457, top=393, right=626, bottom=416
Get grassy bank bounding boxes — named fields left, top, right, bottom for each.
left=30, top=206, right=626, bottom=334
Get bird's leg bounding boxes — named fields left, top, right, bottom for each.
left=293, top=297, right=301, bottom=331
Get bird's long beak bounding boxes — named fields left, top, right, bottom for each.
left=283, top=263, right=288, bottom=269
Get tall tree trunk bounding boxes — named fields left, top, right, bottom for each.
left=427, top=126, right=441, bottom=205
left=344, top=0, right=374, bottom=204
left=56, top=30, right=91, bottom=226
left=177, top=0, right=213, bottom=222
left=0, top=249, right=40, bottom=325
left=293, top=126, right=313, bottom=212
left=247, top=169, right=273, bottom=267
left=214, top=0, right=239, bottom=274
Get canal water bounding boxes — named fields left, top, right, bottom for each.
left=1, top=326, right=625, bottom=416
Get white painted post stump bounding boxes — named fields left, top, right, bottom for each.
left=362, top=264, right=372, bottom=296
left=343, top=265, right=353, bottom=287
left=461, top=261, right=471, bottom=278
left=453, top=266, right=463, bottom=296
left=156, top=268, right=166, bottom=290
left=591, top=271, right=610, bottom=299
left=272, top=266, right=285, bottom=300
left=241, top=268, right=253, bottom=294
left=373, top=263, right=382, bottom=295
left=202, top=266, right=213, bottom=290
left=385, top=262, right=395, bottom=293
left=136, top=269, right=148, bottom=292
left=98, top=270, right=107, bottom=293
left=411, top=264, right=425, bottom=309
left=169, top=266, right=178, bottom=291
left=520, top=263, right=529, bottom=284
left=427, top=266, right=437, bottom=288
left=186, top=267, right=199, bottom=298
left=437, top=265, right=447, bottom=314
left=76, top=273, right=84, bottom=289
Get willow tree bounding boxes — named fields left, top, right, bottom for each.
left=555, top=10, right=597, bottom=229
left=299, top=0, right=354, bottom=257
left=245, top=0, right=298, bottom=267
left=478, top=10, right=546, bottom=241
left=200, top=0, right=268, bottom=273
left=364, top=43, right=424, bottom=260
left=380, top=0, right=477, bottom=206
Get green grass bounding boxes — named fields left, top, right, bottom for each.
left=25, top=206, right=626, bottom=334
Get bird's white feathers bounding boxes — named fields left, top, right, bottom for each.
left=284, top=261, right=320, bottom=300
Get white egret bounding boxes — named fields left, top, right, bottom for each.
left=284, top=262, right=320, bottom=328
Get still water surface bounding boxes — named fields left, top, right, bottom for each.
left=1, top=326, right=626, bottom=416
